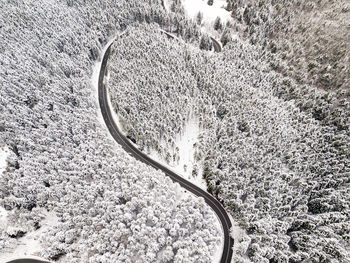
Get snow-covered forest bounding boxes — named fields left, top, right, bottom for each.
left=107, top=1, right=350, bottom=262
left=0, top=0, right=222, bottom=262
left=224, top=0, right=350, bottom=93
left=1, top=0, right=349, bottom=262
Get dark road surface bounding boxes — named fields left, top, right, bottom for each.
left=99, top=37, right=233, bottom=262
left=210, top=37, right=222, bottom=52
left=6, top=259, right=50, bottom=263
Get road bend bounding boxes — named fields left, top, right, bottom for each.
left=99, top=37, right=233, bottom=263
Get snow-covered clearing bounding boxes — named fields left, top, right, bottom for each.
left=182, top=0, right=231, bottom=23
left=163, top=0, right=172, bottom=12
left=230, top=220, right=251, bottom=263
left=0, top=146, right=10, bottom=175
left=148, top=114, right=208, bottom=190
left=0, top=208, right=59, bottom=263
left=182, top=0, right=231, bottom=35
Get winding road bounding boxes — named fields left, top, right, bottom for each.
left=210, top=37, right=222, bottom=52
left=6, top=33, right=229, bottom=263
left=99, top=36, right=233, bottom=262
left=5, top=259, right=50, bottom=263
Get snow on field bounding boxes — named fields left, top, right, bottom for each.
left=0, top=146, right=10, bottom=175
left=0, top=206, right=9, bottom=231
left=182, top=0, right=231, bottom=23
left=231, top=221, right=251, bottom=263
left=163, top=0, right=172, bottom=12
left=182, top=0, right=231, bottom=34
left=148, top=115, right=208, bottom=191
left=0, top=209, right=59, bottom=263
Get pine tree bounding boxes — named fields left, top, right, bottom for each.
left=221, top=31, right=230, bottom=46
left=214, top=17, right=222, bottom=31
left=196, top=12, right=203, bottom=25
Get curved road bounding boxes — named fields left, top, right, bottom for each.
left=99, top=38, right=233, bottom=262
left=210, top=37, right=222, bottom=52
left=6, top=259, right=49, bottom=263
left=7, top=33, right=229, bottom=263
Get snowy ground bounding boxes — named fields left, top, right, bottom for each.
left=0, top=146, right=10, bottom=175
left=181, top=0, right=231, bottom=37
left=148, top=115, right=208, bottom=190
left=229, top=214, right=251, bottom=263
left=182, top=0, right=231, bottom=24
left=0, top=208, right=59, bottom=263
left=163, top=0, right=172, bottom=12
left=165, top=0, right=233, bottom=44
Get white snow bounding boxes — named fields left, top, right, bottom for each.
left=231, top=221, right=251, bottom=263
left=163, top=0, right=172, bottom=12
left=148, top=114, right=208, bottom=190
left=0, top=206, right=9, bottom=231
left=0, top=208, right=59, bottom=263
left=182, top=0, right=231, bottom=23
left=0, top=146, right=10, bottom=175
left=182, top=0, right=231, bottom=35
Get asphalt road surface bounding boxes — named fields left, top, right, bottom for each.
left=210, top=37, right=222, bottom=52
left=6, top=259, right=50, bottom=263
left=99, top=38, right=233, bottom=262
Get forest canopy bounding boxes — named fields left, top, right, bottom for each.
left=108, top=12, right=350, bottom=263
